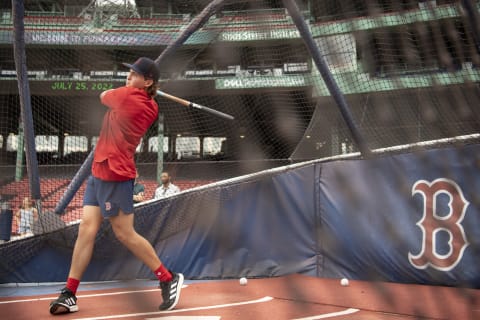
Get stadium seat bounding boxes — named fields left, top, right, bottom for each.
left=107, top=17, right=183, bottom=32
left=23, top=16, right=85, bottom=28
left=117, top=17, right=184, bottom=26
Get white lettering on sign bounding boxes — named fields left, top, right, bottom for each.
left=220, top=76, right=306, bottom=89
left=220, top=29, right=299, bottom=42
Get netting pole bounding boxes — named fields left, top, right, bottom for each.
left=54, top=150, right=94, bottom=214
left=14, top=119, right=24, bottom=181
left=461, top=0, right=480, bottom=53
left=157, top=113, right=164, bottom=184
left=154, top=0, right=226, bottom=66
left=283, top=0, right=371, bottom=158
left=55, top=0, right=226, bottom=214
left=12, top=0, right=42, bottom=209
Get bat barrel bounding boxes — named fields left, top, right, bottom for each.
left=191, top=103, right=234, bottom=120
left=157, top=90, right=234, bottom=120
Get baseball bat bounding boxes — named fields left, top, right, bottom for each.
left=156, top=90, right=234, bottom=120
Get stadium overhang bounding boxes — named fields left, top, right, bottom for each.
left=23, top=0, right=92, bottom=7
left=133, top=0, right=212, bottom=14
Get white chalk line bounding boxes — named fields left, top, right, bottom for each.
left=146, top=317, right=221, bottom=320
left=2, top=287, right=360, bottom=320
left=0, top=285, right=188, bottom=305
left=73, top=296, right=274, bottom=320
left=291, top=308, right=360, bottom=320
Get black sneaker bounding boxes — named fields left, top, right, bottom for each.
left=159, top=272, right=184, bottom=311
left=49, top=287, right=78, bottom=314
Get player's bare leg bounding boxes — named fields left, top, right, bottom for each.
left=109, top=210, right=183, bottom=310
left=109, top=209, right=163, bottom=270
left=50, top=205, right=103, bottom=314
left=69, top=205, right=104, bottom=279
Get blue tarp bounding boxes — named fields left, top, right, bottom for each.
left=1, top=144, right=479, bottom=287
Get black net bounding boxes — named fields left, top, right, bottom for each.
left=292, top=0, right=480, bottom=160
left=0, top=0, right=478, bottom=235
left=0, top=2, right=479, bottom=319
left=0, top=0, right=318, bottom=229
left=0, top=0, right=479, bottom=301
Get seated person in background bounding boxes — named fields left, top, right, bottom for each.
left=133, top=172, right=145, bottom=203
left=154, top=172, right=180, bottom=199
left=15, top=196, right=38, bottom=235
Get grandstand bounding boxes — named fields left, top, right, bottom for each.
left=0, top=0, right=479, bottom=239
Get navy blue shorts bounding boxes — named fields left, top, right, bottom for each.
left=83, top=176, right=134, bottom=217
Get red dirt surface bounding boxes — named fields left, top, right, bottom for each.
left=0, top=275, right=478, bottom=320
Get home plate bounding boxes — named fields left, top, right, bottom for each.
left=146, top=317, right=221, bottom=320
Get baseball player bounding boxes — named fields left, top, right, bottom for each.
left=49, top=57, right=183, bottom=314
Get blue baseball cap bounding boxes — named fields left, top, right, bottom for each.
left=122, top=57, right=160, bottom=81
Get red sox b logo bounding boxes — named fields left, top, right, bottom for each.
left=408, top=178, right=469, bottom=271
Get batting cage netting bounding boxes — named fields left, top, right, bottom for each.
left=0, top=1, right=479, bottom=314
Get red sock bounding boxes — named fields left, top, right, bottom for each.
left=154, top=264, right=172, bottom=282
left=66, top=277, right=80, bottom=295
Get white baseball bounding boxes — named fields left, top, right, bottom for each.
left=340, top=278, right=349, bottom=286
left=239, top=277, right=248, bottom=286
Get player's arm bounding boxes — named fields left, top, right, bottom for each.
left=100, top=89, right=115, bottom=101
left=100, top=87, right=128, bottom=109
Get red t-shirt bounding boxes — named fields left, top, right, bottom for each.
left=92, top=86, right=158, bottom=181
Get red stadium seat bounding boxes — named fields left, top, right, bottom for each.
left=23, top=16, right=85, bottom=27
left=2, top=177, right=215, bottom=234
